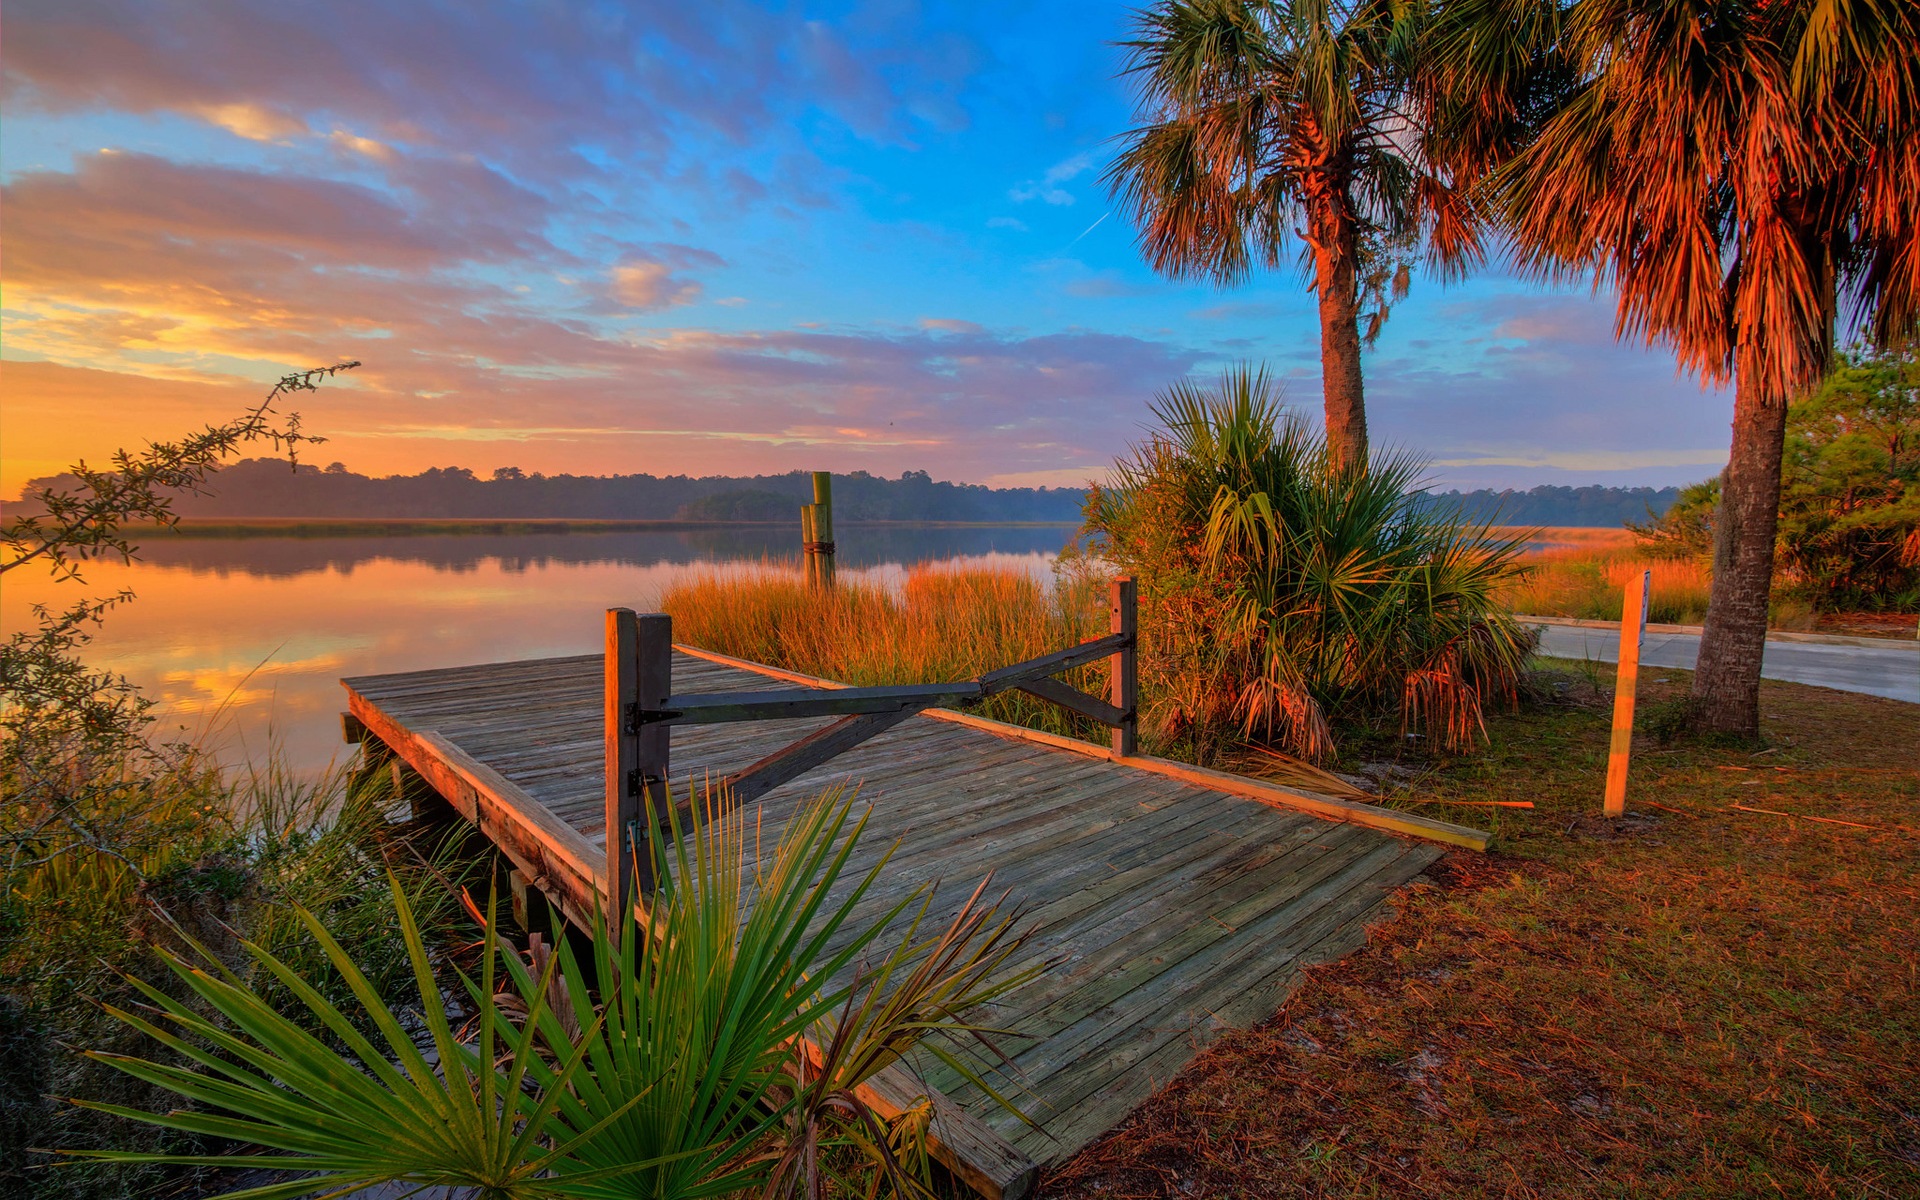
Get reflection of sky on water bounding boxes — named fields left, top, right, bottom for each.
left=2, top=526, right=1076, bottom=772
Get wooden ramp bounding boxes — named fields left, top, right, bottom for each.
left=342, top=646, right=1481, bottom=1199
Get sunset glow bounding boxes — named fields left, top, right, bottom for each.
left=2, top=1, right=1733, bottom=497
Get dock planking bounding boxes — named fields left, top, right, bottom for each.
left=342, top=645, right=1470, bottom=1197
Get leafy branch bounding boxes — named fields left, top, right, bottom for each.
left=1, top=361, right=357, bottom=582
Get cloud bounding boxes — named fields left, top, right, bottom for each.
left=919, top=318, right=984, bottom=333
left=609, top=260, right=703, bottom=310
left=1064, top=272, right=1159, bottom=299
left=0, top=0, right=982, bottom=202
left=194, top=101, right=306, bottom=141
left=1432, top=449, right=1729, bottom=471
left=327, top=129, right=396, bottom=162
left=979, top=467, right=1111, bottom=489
left=1190, top=300, right=1282, bottom=321
left=1010, top=150, right=1096, bottom=205
left=987, top=216, right=1029, bottom=231
left=1362, top=288, right=1734, bottom=488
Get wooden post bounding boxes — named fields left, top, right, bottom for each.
left=811, top=471, right=836, bottom=588
left=800, top=504, right=818, bottom=588
left=604, top=608, right=672, bottom=937
left=604, top=608, right=639, bottom=937
left=1109, top=577, right=1138, bottom=758
left=1603, top=570, right=1651, bottom=817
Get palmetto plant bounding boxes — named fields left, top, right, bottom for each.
left=1086, top=366, right=1534, bottom=762
left=73, top=789, right=1032, bottom=1199
left=1484, top=0, right=1920, bottom=735
left=1108, top=0, right=1483, bottom=470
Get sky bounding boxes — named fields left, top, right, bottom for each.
left=1, top=0, right=1736, bottom=499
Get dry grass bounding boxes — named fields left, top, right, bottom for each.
left=1503, top=547, right=1717, bottom=625
left=660, top=564, right=1113, bottom=738
left=1045, top=668, right=1920, bottom=1199
left=1494, top=525, right=1639, bottom=551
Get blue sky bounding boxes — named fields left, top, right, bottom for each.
left=1, top=0, right=1732, bottom=494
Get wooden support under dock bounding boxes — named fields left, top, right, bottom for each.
left=341, top=611, right=1483, bottom=1199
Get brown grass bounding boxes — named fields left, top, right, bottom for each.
left=1501, top=546, right=1716, bottom=625
left=1045, top=668, right=1920, bottom=1199
left=660, top=564, right=1112, bottom=738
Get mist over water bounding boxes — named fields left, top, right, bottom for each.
left=3, top=525, right=1078, bottom=772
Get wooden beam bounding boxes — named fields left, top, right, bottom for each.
left=1014, top=674, right=1126, bottom=727
left=634, top=613, right=673, bottom=895
left=604, top=608, right=639, bottom=938
left=652, top=682, right=980, bottom=725
left=723, top=705, right=925, bottom=806
left=343, top=691, right=604, bottom=931
left=977, top=632, right=1130, bottom=695
left=1109, top=577, right=1138, bottom=757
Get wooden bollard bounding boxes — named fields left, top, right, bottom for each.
left=1603, top=570, right=1651, bottom=817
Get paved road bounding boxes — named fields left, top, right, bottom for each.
left=1530, top=623, right=1920, bottom=704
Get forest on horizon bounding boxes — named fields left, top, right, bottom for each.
left=8, top=458, right=1685, bottom=528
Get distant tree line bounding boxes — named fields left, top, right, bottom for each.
left=8, top=459, right=1090, bottom=523
left=9, top=459, right=1689, bottom=528
left=1424, top=485, right=1683, bottom=529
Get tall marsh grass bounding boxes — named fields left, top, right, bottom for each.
left=663, top=564, right=1114, bottom=741
left=1502, top=547, right=1716, bottom=625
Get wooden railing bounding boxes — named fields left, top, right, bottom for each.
left=603, top=577, right=1138, bottom=926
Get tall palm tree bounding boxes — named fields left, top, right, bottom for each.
left=1491, top=0, right=1920, bottom=737
left=1108, top=0, right=1482, bottom=471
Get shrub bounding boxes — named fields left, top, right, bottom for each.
left=1083, top=367, right=1535, bottom=763
left=78, top=789, right=1031, bottom=1200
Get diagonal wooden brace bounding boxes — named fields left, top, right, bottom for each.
left=1013, top=674, right=1128, bottom=727
left=722, top=701, right=931, bottom=806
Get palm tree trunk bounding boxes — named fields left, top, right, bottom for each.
left=1312, top=212, right=1368, bottom=471
left=1689, top=367, right=1789, bottom=737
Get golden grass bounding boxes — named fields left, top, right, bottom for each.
left=1050, top=668, right=1920, bottom=1199
left=660, top=564, right=1113, bottom=739
left=1501, top=546, right=1715, bottom=625
left=1493, top=525, right=1639, bottom=551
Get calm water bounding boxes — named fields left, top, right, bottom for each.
left=3, top=525, right=1078, bottom=771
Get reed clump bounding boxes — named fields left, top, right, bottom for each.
left=662, top=564, right=1112, bottom=740
left=1503, top=547, right=1716, bottom=625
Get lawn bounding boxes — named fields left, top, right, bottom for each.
left=1046, top=665, right=1920, bottom=1198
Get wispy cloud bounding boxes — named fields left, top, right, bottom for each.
left=1010, top=150, right=1096, bottom=205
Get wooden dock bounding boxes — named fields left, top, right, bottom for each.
left=341, top=613, right=1484, bottom=1199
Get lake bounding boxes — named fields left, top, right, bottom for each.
left=2, top=524, right=1079, bottom=772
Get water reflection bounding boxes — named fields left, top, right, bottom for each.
left=2, top=525, right=1078, bottom=773
left=133, top=524, right=1080, bottom=579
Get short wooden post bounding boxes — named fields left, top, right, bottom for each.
left=604, top=608, right=672, bottom=937
left=1109, top=577, right=1138, bottom=758
left=1603, top=569, right=1651, bottom=817
left=800, top=504, right=819, bottom=587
